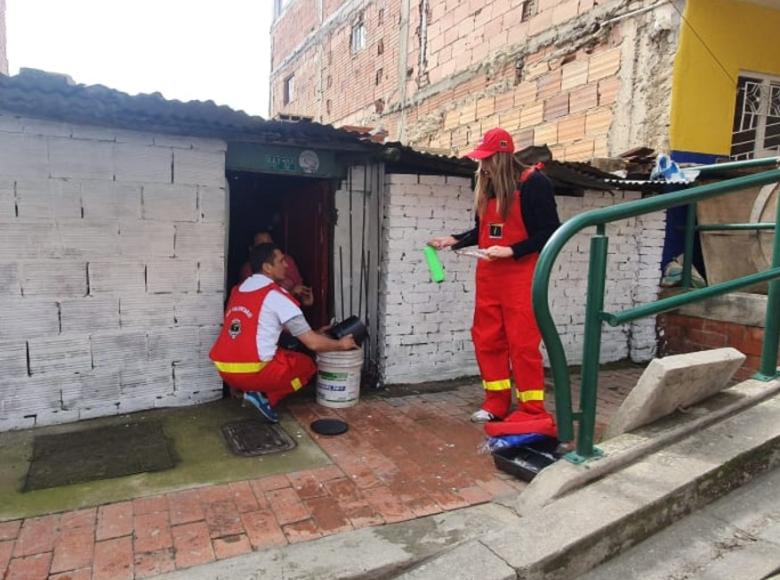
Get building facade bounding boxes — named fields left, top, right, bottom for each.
left=270, top=0, right=682, bottom=159
left=271, top=0, right=780, bottom=163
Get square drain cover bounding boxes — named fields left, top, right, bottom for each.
left=221, top=420, right=297, bottom=457
left=25, top=421, right=175, bottom=492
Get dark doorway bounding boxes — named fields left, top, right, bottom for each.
left=226, top=172, right=334, bottom=330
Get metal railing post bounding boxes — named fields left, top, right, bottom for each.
left=757, top=194, right=780, bottom=380
left=681, top=203, right=697, bottom=289
left=571, top=225, right=609, bottom=462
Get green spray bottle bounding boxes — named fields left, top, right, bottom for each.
left=424, top=246, right=445, bottom=283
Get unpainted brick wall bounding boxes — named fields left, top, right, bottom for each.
left=0, top=113, right=227, bottom=431
left=272, top=0, right=677, bottom=159
left=380, top=173, right=665, bottom=385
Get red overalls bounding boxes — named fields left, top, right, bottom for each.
left=209, top=283, right=316, bottom=407
left=472, top=167, right=557, bottom=438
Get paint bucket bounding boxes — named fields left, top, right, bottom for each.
left=316, top=347, right=364, bottom=408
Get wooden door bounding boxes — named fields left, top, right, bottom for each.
left=280, top=181, right=333, bottom=329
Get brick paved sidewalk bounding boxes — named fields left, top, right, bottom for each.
left=0, top=367, right=642, bottom=580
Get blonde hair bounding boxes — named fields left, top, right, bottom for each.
left=474, top=152, right=527, bottom=220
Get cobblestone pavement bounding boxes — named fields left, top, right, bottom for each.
left=0, top=366, right=643, bottom=580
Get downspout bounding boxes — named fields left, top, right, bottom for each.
left=397, top=0, right=411, bottom=143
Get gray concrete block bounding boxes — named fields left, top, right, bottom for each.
left=0, top=263, right=21, bottom=296
left=0, top=298, right=60, bottom=340
left=198, top=259, right=224, bottom=293
left=15, top=178, right=82, bottom=219
left=398, top=540, right=516, bottom=580
left=153, top=135, right=226, bottom=152
left=61, top=369, right=121, bottom=409
left=59, top=220, right=120, bottom=259
left=142, top=183, right=198, bottom=222
left=174, top=294, right=224, bottom=327
left=198, top=326, right=221, bottom=360
left=0, top=178, right=16, bottom=219
left=118, top=220, right=175, bottom=258
left=606, top=348, right=746, bottom=438
left=88, top=261, right=146, bottom=295
left=0, top=340, right=30, bottom=377
left=28, top=335, right=92, bottom=375
left=113, top=143, right=172, bottom=183
left=197, top=185, right=226, bottom=223
left=0, top=222, right=60, bottom=260
left=148, top=326, right=199, bottom=363
left=21, top=260, right=87, bottom=297
left=119, top=295, right=175, bottom=328
left=674, top=291, right=769, bottom=328
left=91, top=330, right=147, bottom=368
left=173, top=222, right=224, bottom=257
left=173, top=361, right=221, bottom=395
left=59, top=296, right=120, bottom=333
left=78, top=403, right=121, bottom=421
left=0, top=376, right=62, bottom=416
left=0, top=133, right=48, bottom=177
left=120, top=360, right=173, bottom=399
left=81, top=181, right=142, bottom=219
left=173, top=149, right=225, bottom=186
left=48, top=137, right=114, bottom=179
left=146, top=259, right=198, bottom=294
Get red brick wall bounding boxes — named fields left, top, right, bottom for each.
left=272, top=0, right=319, bottom=71
left=658, top=313, right=770, bottom=382
left=270, top=0, right=627, bottom=159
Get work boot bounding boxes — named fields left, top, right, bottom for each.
left=243, top=391, right=279, bottom=423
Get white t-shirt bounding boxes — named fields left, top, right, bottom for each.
left=238, top=274, right=304, bottom=361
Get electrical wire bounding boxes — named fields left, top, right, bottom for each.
left=669, top=0, right=737, bottom=87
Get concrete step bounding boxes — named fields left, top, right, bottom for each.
left=581, top=466, right=780, bottom=580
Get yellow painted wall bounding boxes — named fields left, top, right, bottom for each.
left=670, top=0, right=780, bottom=156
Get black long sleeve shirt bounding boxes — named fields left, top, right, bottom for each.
left=452, top=171, right=561, bottom=259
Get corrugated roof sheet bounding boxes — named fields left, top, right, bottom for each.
left=0, top=69, right=377, bottom=150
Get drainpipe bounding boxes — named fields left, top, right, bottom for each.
left=317, top=0, right=325, bottom=122
left=397, top=0, right=411, bottom=143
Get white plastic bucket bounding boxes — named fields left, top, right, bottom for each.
left=316, top=347, right=364, bottom=408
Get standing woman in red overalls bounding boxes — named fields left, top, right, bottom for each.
left=429, top=128, right=560, bottom=438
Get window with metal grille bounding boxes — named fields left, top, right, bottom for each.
left=730, top=73, right=780, bottom=160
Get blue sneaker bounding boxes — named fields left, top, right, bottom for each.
left=243, top=391, right=279, bottom=423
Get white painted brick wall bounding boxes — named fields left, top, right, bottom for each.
left=380, top=174, right=665, bottom=386
left=0, top=112, right=228, bottom=430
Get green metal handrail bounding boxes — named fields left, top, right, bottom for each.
left=532, top=162, right=780, bottom=463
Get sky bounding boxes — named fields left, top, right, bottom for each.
left=6, top=0, right=273, bottom=117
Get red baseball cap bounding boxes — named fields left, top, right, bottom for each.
left=464, top=128, right=515, bottom=160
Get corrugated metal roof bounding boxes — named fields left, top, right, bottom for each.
left=0, top=69, right=377, bottom=151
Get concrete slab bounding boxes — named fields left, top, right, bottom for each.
left=514, top=378, right=780, bottom=514
left=605, top=348, right=745, bottom=438
left=0, top=399, right=330, bottom=520
left=396, top=540, right=516, bottom=580
left=155, top=503, right=521, bottom=580
left=486, top=390, right=780, bottom=579
left=581, top=468, right=780, bottom=580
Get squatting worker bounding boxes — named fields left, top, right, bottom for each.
left=210, top=243, right=357, bottom=423
left=428, top=128, right=560, bottom=438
